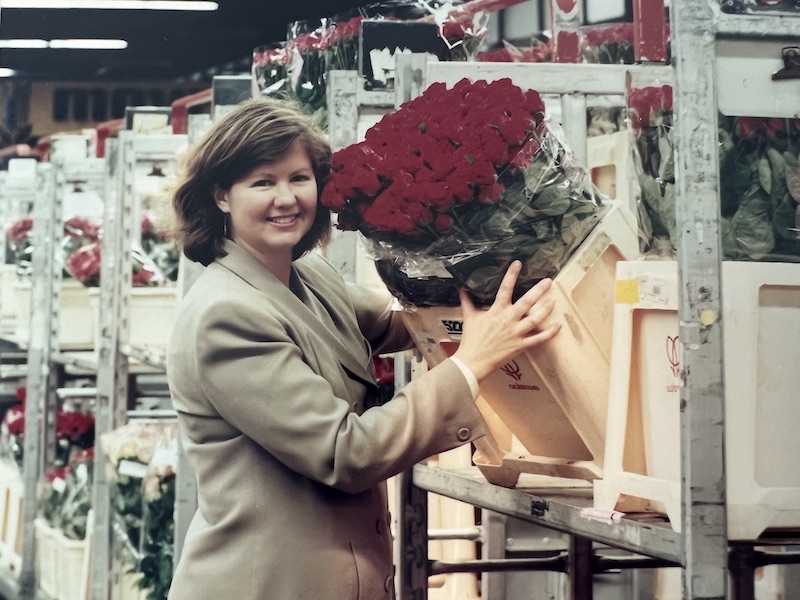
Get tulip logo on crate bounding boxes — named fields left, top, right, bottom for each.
left=440, top=318, right=464, bottom=336
left=666, top=335, right=681, bottom=392
left=501, top=360, right=541, bottom=391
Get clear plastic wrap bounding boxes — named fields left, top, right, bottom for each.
left=322, top=77, right=608, bottom=307
left=627, top=82, right=676, bottom=257
left=719, top=115, right=800, bottom=261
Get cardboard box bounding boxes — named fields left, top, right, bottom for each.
left=401, top=202, right=640, bottom=485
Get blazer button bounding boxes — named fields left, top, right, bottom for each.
left=456, top=427, right=471, bottom=441
left=384, top=575, right=394, bottom=592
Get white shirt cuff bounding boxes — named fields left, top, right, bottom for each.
left=450, top=356, right=479, bottom=400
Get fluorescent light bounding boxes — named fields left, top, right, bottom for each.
left=0, top=68, right=18, bottom=77
left=50, top=39, right=129, bottom=49
left=0, top=39, right=50, bottom=49
left=0, top=39, right=127, bottom=49
left=1, top=1, right=218, bottom=9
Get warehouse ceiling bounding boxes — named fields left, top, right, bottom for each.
left=0, top=0, right=375, bottom=82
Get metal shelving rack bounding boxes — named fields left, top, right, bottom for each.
left=389, top=1, right=800, bottom=599
left=89, top=131, right=187, bottom=600
left=2, top=155, right=106, bottom=600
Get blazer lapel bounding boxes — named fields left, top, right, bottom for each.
left=216, top=241, right=375, bottom=387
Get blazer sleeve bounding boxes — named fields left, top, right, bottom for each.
left=346, top=281, right=414, bottom=356
left=193, top=296, right=486, bottom=494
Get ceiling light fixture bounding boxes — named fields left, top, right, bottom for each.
left=50, top=39, right=129, bottom=49
left=0, top=68, right=18, bottom=77
left=0, top=39, right=50, bottom=49
left=0, top=39, right=128, bottom=49
left=0, top=1, right=218, bottom=10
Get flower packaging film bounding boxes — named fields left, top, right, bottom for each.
left=322, top=77, right=609, bottom=308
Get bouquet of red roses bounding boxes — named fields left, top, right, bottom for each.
left=321, top=77, right=607, bottom=307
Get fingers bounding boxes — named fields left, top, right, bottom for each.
left=494, top=260, right=523, bottom=305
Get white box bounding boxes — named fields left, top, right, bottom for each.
left=90, top=286, right=178, bottom=350
left=1, top=265, right=21, bottom=321
left=587, top=130, right=636, bottom=215
left=401, top=202, right=640, bottom=485
left=594, top=260, right=800, bottom=540
left=0, top=461, right=23, bottom=574
left=35, top=519, right=59, bottom=598
left=55, top=529, right=90, bottom=600
left=13, top=280, right=97, bottom=350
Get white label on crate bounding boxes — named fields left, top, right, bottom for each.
left=638, top=276, right=676, bottom=308
left=580, top=507, right=624, bottom=524
left=118, top=459, right=149, bottom=479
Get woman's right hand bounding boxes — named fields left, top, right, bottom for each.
left=452, top=260, right=561, bottom=383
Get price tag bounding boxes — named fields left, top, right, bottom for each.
left=118, top=459, right=149, bottom=479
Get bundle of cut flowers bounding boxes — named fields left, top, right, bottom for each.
left=324, top=14, right=364, bottom=71
left=38, top=447, right=93, bottom=541
left=5, top=216, right=34, bottom=269
left=286, top=19, right=330, bottom=123
left=100, top=421, right=178, bottom=600
left=321, top=77, right=608, bottom=307
left=141, top=210, right=179, bottom=282
left=627, top=84, right=675, bottom=255
left=719, top=115, right=800, bottom=261
left=476, top=39, right=552, bottom=63
left=252, top=42, right=290, bottom=98
left=63, top=209, right=173, bottom=288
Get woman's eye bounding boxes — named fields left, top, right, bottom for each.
left=253, top=179, right=272, bottom=187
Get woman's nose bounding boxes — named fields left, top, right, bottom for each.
left=274, top=181, right=295, bottom=205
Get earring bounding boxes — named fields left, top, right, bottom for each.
left=222, top=213, right=228, bottom=237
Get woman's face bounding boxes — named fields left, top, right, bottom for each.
left=216, top=142, right=318, bottom=271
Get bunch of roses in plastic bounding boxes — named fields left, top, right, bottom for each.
left=322, top=77, right=606, bottom=306
left=476, top=39, right=552, bottom=63
left=324, top=15, right=364, bottom=71
left=322, top=78, right=545, bottom=240
left=252, top=43, right=290, bottom=97
left=627, top=84, right=676, bottom=254
left=439, top=17, right=487, bottom=61
left=141, top=210, right=179, bottom=282
left=5, top=216, right=34, bottom=267
left=286, top=20, right=330, bottom=120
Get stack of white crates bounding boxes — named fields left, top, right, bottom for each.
left=594, top=259, right=800, bottom=541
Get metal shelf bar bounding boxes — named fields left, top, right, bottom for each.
left=412, top=465, right=684, bottom=564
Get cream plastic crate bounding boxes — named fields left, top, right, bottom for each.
left=593, top=260, right=800, bottom=540
left=90, top=286, right=178, bottom=350
left=400, top=202, right=640, bottom=486
left=35, top=519, right=59, bottom=598
left=1, top=265, right=21, bottom=333
left=587, top=130, right=636, bottom=215
left=0, top=461, right=23, bottom=574
left=55, top=528, right=90, bottom=600
left=13, top=279, right=96, bottom=349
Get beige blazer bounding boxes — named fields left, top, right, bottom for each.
left=166, top=240, right=487, bottom=600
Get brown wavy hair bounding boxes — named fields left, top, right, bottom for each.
left=172, top=97, right=332, bottom=266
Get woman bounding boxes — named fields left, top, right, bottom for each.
left=167, top=97, right=560, bottom=599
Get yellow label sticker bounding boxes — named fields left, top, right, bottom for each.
left=700, top=309, right=718, bottom=326
left=615, top=279, right=640, bottom=304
